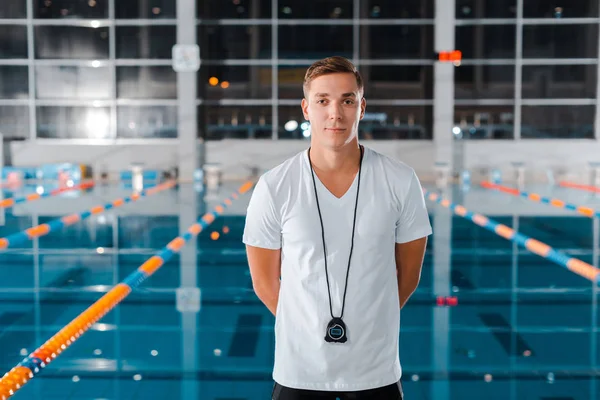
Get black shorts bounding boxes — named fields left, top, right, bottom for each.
left=271, top=380, right=403, bottom=400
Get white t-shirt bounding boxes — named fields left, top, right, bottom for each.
left=242, top=146, right=432, bottom=392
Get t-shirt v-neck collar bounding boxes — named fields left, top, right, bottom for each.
left=305, top=147, right=367, bottom=203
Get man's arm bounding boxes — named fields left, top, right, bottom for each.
left=395, top=236, right=428, bottom=309
left=246, top=245, right=281, bottom=316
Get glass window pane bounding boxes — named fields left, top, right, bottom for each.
left=116, top=0, right=175, bottom=19
left=116, top=26, right=175, bottom=59
left=522, top=65, right=597, bottom=99
left=276, top=65, right=434, bottom=100
left=0, top=66, right=29, bottom=99
left=0, top=1, right=26, bottom=18
left=200, top=105, right=273, bottom=140
left=117, top=106, right=177, bottom=138
left=524, top=0, right=598, bottom=18
left=36, top=66, right=111, bottom=99
left=0, top=106, right=29, bottom=139
left=35, top=27, right=109, bottom=59
left=361, top=25, right=434, bottom=59
left=523, top=25, right=598, bottom=59
left=198, top=25, right=271, bottom=60
left=521, top=105, right=594, bottom=139
left=455, top=65, right=515, bottom=99
left=359, top=106, right=432, bottom=140
left=277, top=105, right=426, bottom=140
left=0, top=26, right=28, bottom=59
left=197, top=0, right=271, bottom=19
left=363, top=0, right=434, bottom=18
left=454, top=105, right=515, bottom=139
left=37, top=106, right=111, bottom=139
left=279, top=25, right=353, bottom=59
left=200, top=65, right=271, bottom=100
left=456, top=25, right=516, bottom=59
left=277, top=105, right=308, bottom=140
left=34, top=0, right=108, bottom=19
left=278, top=0, right=353, bottom=18
left=117, top=66, right=176, bottom=99
left=278, top=65, right=309, bottom=99
left=456, top=0, right=517, bottom=18
left=366, top=65, right=433, bottom=99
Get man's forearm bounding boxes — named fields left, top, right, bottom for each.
left=397, top=271, right=419, bottom=309
left=255, top=281, right=281, bottom=316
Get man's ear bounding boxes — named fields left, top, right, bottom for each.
left=359, top=97, right=366, bottom=120
left=301, top=97, right=310, bottom=121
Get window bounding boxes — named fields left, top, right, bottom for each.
left=116, top=26, right=176, bottom=59
left=279, top=25, right=353, bottom=59
left=278, top=0, right=353, bottom=19
left=34, top=0, right=108, bottom=19
left=362, top=25, right=434, bottom=60
left=523, top=25, right=598, bottom=59
left=456, top=0, right=517, bottom=19
left=522, top=65, right=596, bottom=99
left=0, top=26, right=28, bottom=59
left=364, top=0, right=434, bottom=19
left=200, top=65, right=272, bottom=100
left=198, top=25, right=271, bottom=59
left=455, top=65, right=515, bottom=99
left=456, top=25, right=516, bottom=59
left=35, top=27, right=109, bottom=59
left=0, top=106, right=29, bottom=139
left=0, top=0, right=26, bottom=18
left=37, top=106, right=111, bottom=139
left=200, top=105, right=273, bottom=140
left=117, top=66, right=177, bottom=99
left=521, top=105, right=594, bottom=139
left=197, top=0, right=271, bottom=19
left=36, top=66, right=112, bottom=99
left=0, top=66, right=29, bottom=99
left=116, top=0, right=176, bottom=19
left=523, top=0, right=598, bottom=18
left=454, top=106, right=515, bottom=140
left=117, top=106, right=177, bottom=138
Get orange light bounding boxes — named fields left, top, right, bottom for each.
left=222, top=226, right=230, bottom=234
left=210, top=231, right=220, bottom=240
left=438, top=50, right=462, bottom=62
left=220, top=81, right=230, bottom=89
left=209, top=77, right=219, bottom=86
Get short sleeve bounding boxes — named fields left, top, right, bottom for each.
left=395, top=170, right=433, bottom=244
left=242, top=176, right=282, bottom=250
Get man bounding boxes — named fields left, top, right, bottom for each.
left=242, top=56, right=432, bottom=400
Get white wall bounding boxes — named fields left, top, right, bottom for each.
left=9, top=138, right=600, bottom=184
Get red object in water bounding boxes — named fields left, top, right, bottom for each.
left=436, top=296, right=445, bottom=306
left=446, top=296, right=458, bottom=306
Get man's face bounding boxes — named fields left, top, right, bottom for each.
left=301, top=72, right=366, bottom=150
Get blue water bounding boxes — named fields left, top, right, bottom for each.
left=0, top=182, right=599, bottom=399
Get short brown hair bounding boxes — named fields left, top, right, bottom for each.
left=303, top=56, right=364, bottom=98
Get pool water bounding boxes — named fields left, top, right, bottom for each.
left=0, top=181, right=598, bottom=399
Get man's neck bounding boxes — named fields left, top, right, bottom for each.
left=309, top=141, right=362, bottom=174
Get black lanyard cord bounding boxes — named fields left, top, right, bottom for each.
left=307, top=145, right=364, bottom=320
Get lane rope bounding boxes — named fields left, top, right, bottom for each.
left=481, top=181, right=598, bottom=218
left=0, top=180, right=177, bottom=250
left=0, top=181, right=255, bottom=399
left=0, top=180, right=95, bottom=209
left=424, top=189, right=600, bottom=285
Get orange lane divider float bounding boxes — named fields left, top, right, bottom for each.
left=0, top=179, right=95, bottom=209
left=0, top=180, right=176, bottom=250
left=480, top=181, right=599, bottom=218
left=424, top=189, right=600, bottom=285
left=0, top=180, right=255, bottom=399
left=558, top=181, right=600, bottom=194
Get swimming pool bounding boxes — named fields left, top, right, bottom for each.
left=0, top=180, right=598, bottom=399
